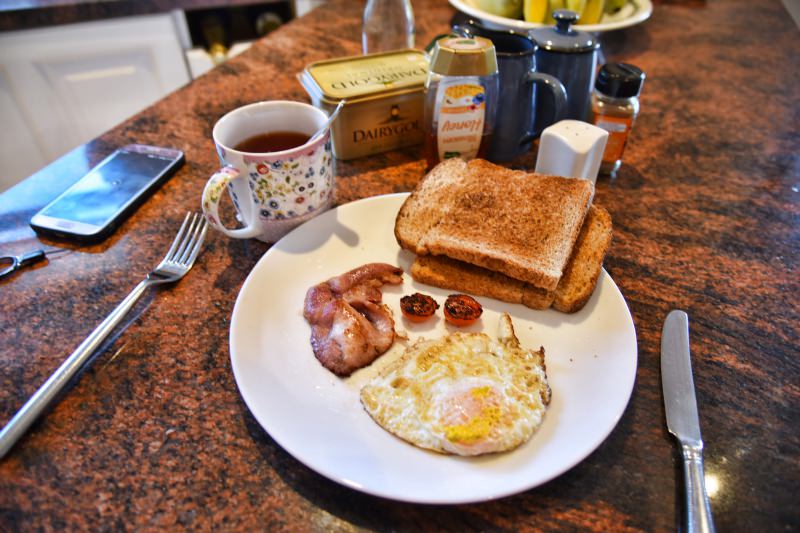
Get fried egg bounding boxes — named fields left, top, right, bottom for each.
left=360, top=313, right=550, bottom=456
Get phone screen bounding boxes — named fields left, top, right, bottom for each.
left=40, top=151, right=176, bottom=226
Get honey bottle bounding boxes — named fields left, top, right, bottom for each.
left=424, top=36, right=499, bottom=169
left=591, top=62, right=645, bottom=176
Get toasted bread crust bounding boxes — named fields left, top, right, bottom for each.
left=394, top=158, right=469, bottom=254
left=410, top=254, right=556, bottom=310
left=552, top=205, right=613, bottom=313
left=411, top=254, right=531, bottom=305
left=521, top=285, right=557, bottom=310
left=395, top=159, right=594, bottom=291
left=409, top=205, right=612, bottom=313
left=409, top=253, right=558, bottom=310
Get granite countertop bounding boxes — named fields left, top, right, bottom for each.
left=1, top=0, right=798, bottom=530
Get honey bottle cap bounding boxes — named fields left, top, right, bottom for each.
left=429, top=36, right=498, bottom=77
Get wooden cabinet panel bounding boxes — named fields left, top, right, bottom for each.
left=0, top=13, right=190, bottom=191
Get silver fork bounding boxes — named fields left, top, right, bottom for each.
left=0, top=212, right=208, bottom=459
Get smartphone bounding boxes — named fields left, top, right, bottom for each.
left=30, top=144, right=184, bottom=243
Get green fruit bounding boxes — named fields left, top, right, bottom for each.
left=476, top=0, right=524, bottom=18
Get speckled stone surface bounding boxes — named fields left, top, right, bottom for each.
left=1, top=0, right=798, bottom=530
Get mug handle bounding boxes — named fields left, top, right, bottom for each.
left=201, top=166, right=262, bottom=239
left=521, top=72, right=568, bottom=143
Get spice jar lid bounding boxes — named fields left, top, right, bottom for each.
left=595, top=62, right=645, bottom=98
left=530, top=10, right=599, bottom=53
left=429, top=36, right=498, bottom=77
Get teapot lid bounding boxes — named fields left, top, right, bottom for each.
left=530, top=10, right=599, bottom=54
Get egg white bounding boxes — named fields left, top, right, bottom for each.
left=360, top=313, right=550, bottom=456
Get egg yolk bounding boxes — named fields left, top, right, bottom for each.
left=440, top=386, right=502, bottom=445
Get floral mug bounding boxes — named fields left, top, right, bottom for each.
left=202, top=101, right=334, bottom=242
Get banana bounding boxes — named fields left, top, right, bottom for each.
left=524, top=0, right=549, bottom=22
left=545, top=0, right=565, bottom=22
left=581, top=0, right=605, bottom=23
left=566, top=0, right=586, bottom=17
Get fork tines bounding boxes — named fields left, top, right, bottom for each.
left=166, top=212, right=208, bottom=266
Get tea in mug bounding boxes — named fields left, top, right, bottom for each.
left=234, top=131, right=310, bottom=153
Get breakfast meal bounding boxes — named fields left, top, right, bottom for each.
left=303, top=263, right=403, bottom=376
left=301, top=158, right=610, bottom=457
left=360, top=313, right=550, bottom=456
left=394, top=158, right=612, bottom=313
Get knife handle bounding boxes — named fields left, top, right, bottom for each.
left=681, top=443, right=715, bottom=533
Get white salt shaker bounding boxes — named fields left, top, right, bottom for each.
left=534, top=120, right=608, bottom=184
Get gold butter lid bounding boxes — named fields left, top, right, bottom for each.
left=429, top=36, right=497, bottom=77
left=301, top=49, right=428, bottom=101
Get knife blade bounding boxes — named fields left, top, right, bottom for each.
left=661, top=310, right=715, bottom=533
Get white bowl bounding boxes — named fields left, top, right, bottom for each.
left=448, top=0, right=653, bottom=33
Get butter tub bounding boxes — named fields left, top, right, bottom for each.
left=300, top=49, right=428, bottom=160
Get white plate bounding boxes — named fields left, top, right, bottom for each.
left=449, top=0, right=653, bottom=33
left=230, top=193, right=637, bottom=504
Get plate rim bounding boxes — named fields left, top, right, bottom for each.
left=229, top=192, right=638, bottom=504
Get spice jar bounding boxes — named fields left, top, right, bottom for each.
left=591, top=62, right=645, bottom=175
left=424, top=36, right=499, bottom=169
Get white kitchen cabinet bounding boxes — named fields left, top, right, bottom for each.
left=294, top=0, right=328, bottom=16
left=0, top=13, right=191, bottom=192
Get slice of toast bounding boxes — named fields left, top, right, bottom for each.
left=409, top=205, right=612, bottom=313
left=410, top=254, right=552, bottom=308
left=394, top=157, right=469, bottom=254
left=552, top=205, right=613, bottom=313
left=395, top=159, right=594, bottom=291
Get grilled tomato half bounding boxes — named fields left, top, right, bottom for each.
left=443, top=294, right=483, bottom=327
left=400, top=293, right=439, bottom=323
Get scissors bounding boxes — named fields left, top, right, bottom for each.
left=0, top=250, right=48, bottom=279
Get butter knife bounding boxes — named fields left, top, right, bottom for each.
left=661, top=310, right=715, bottom=533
